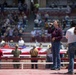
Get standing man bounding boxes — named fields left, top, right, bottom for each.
left=11, top=44, right=21, bottom=69
left=65, top=22, right=76, bottom=74
left=48, top=20, right=63, bottom=70
left=30, top=45, right=38, bottom=69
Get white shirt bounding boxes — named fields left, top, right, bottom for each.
left=45, top=13, right=49, bottom=18
left=1, top=40, right=5, bottom=45
left=9, top=29, right=13, bottom=36
left=18, top=40, right=25, bottom=46
left=31, top=31, right=35, bottom=37
left=34, top=19, right=39, bottom=24
left=66, top=27, right=76, bottom=43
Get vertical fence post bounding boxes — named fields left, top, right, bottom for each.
left=21, top=62, right=23, bottom=69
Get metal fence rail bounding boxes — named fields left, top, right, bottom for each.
left=0, top=57, right=76, bottom=69
left=0, top=62, right=76, bottom=69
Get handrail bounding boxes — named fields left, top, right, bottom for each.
left=0, top=61, right=76, bottom=69
left=0, top=57, right=46, bottom=60
left=1, top=57, right=76, bottom=61
left=0, top=57, right=76, bottom=69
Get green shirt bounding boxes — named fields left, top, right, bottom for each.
left=12, top=49, right=21, bottom=57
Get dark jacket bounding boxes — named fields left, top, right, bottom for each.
left=48, top=27, right=63, bottom=42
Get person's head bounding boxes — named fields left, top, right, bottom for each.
left=53, top=20, right=61, bottom=28
left=39, top=42, right=42, bottom=47
left=15, top=44, right=18, bottom=49
left=40, top=42, right=42, bottom=45
left=48, top=44, right=52, bottom=48
left=32, top=45, right=36, bottom=49
left=20, top=37, right=22, bottom=40
left=10, top=40, right=13, bottom=43
left=49, top=23, right=53, bottom=27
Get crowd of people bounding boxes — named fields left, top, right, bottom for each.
left=0, top=1, right=76, bottom=74
left=0, top=10, right=28, bottom=42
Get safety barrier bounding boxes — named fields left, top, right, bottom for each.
left=0, top=57, right=76, bottom=69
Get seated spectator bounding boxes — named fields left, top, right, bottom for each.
left=9, top=40, right=14, bottom=47
left=18, top=27, right=23, bottom=37
left=23, top=13, right=27, bottom=27
left=13, top=27, right=19, bottom=36
left=18, top=37, right=25, bottom=47
left=44, top=12, right=49, bottom=22
left=1, top=39, right=5, bottom=45
left=39, top=42, right=43, bottom=48
left=18, top=1, right=23, bottom=13
left=34, top=2, right=39, bottom=12
left=3, top=42, right=10, bottom=48
left=31, top=30, right=36, bottom=42
left=34, top=18, right=39, bottom=27
left=23, top=3, right=27, bottom=13
left=36, top=13, right=41, bottom=20
left=8, top=27, right=14, bottom=40
left=45, top=22, right=49, bottom=29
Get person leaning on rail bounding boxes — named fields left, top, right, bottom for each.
left=11, top=44, right=21, bottom=69
left=30, top=45, right=39, bottom=69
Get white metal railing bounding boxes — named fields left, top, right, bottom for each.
left=0, top=62, right=76, bottom=69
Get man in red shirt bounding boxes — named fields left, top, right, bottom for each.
left=3, top=42, right=10, bottom=48
left=0, top=50, right=3, bottom=69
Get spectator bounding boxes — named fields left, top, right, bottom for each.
left=22, top=13, right=27, bottom=28
left=13, top=27, right=19, bottom=36
left=3, top=42, right=10, bottom=48
left=31, top=30, right=36, bottom=42
left=1, top=39, right=5, bottom=46
left=34, top=2, right=39, bottom=12
left=11, top=44, right=21, bottom=69
left=8, top=27, right=14, bottom=40
left=39, top=42, right=43, bottom=48
left=30, top=45, right=38, bottom=69
left=44, top=12, right=49, bottom=22
left=34, top=18, right=39, bottom=27
left=23, top=3, right=27, bottom=13
left=18, top=1, right=23, bottom=13
left=36, top=13, right=41, bottom=20
left=31, top=2, right=34, bottom=12
left=18, top=37, right=25, bottom=47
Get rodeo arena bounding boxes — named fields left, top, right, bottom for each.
left=0, top=0, right=76, bottom=75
